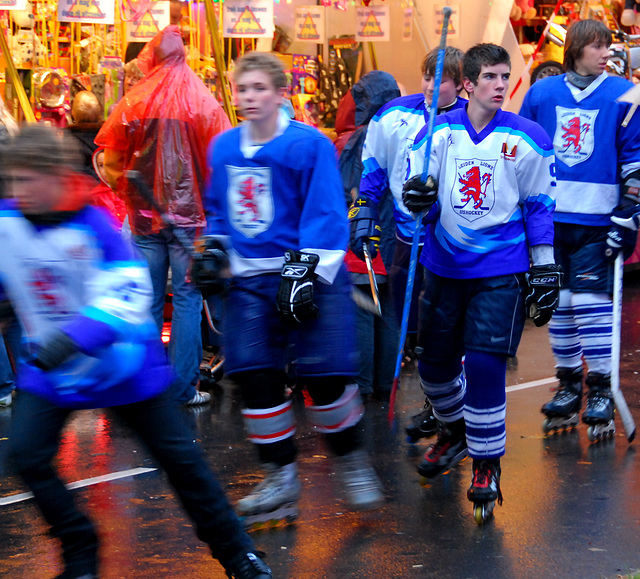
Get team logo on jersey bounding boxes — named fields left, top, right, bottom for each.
left=227, top=165, right=274, bottom=238
left=29, top=266, right=70, bottom=317
left=553, top=106, right=598, bottom=167
left=451, top=158, right=496, bottom=222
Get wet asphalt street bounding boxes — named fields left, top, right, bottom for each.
left=2, top=275, right=640, bottom=579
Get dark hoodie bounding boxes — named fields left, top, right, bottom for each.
left=338, top=70, right=400, bottom=200
left=340, top=71, right=400, bottom=273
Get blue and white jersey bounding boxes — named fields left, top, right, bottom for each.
left=408, top=108, right=556, bottom=279
left=0, top=199, right=171, bottom=408
left=359, top=93, right=466, bottom=242
left=205, top=114, right=347, bottom=284
left=520, top=72, right=640, bottom=226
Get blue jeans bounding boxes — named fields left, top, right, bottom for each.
left=134, top=229, right=202, bottom=403
left=9, top=389, right=254, bottom=574
left=0, top=337, right=13, bottom=398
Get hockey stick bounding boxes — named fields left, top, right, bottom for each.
left=388, top=6, right=452, bottom=428
left=362, top=243, right=382, bottom=317
left=125, top=170, right=198, bottom=258
left=611, top=252, right=636, bottom=442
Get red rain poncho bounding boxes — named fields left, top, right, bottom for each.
left=95, top=25, right=231, bottom=235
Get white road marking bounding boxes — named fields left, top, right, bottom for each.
left=0, top=467, right=157, bottom=506
left=506, top=376, right=556, bottom=393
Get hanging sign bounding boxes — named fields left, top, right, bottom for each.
left=126, top=1, right=170, bottom=42
left=223, top=0, right=274, bottom=39
left=434, top=2, right=459, bottom=39
left=294, top=6, right=325, bottom=44
left=58, top=0, right=115, bottom=24
left=0, top=0, right=28, bottom=10
left=355, top=5, right=390, bottom=42
left=402, top=6, right=413, bottom=42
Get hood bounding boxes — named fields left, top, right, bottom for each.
left=352, top=70, right=400, bottom=127
left=137, top=25, right=185, bottom=74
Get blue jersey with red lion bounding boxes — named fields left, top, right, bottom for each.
left=520, top=72, right=640, bottom=226
left=204, top=114, right=347, bottom=284
left=408, top=107, right=556, bottom=279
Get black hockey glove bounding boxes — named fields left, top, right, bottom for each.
left=348, top=196, right=381, bottom=261
left=524, top=264, right=563, bottom=327
left=34, top=330, right=78, bottom=371
left=277, top=250, right=320, bottom=324
left=402, top=175, right=438, bottom=214
left=606, top=172, right=640, bottom=261
left=191, top=236, right=229, bottom=296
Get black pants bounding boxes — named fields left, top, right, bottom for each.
left=9, top=388, right=253, bottom=574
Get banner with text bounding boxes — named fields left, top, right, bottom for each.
left=58, top=0, right=115, bottom=24
left=223, top=0, right=274, bottom=39
left=126, top=1, right=170, bottom=42
left=355, top=5, right=390, bottom=42
left=294, top=6, right=325, bottom=44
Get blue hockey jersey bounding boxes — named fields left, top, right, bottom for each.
left=204, top=114, right=348, bottom=284
left=0, top=200, right=172, bottom=408
left=359, top=93, right=466, bottom=242
left=408, top=108, right=556, bottom=279
left=520, top=72, right=640, bottom=226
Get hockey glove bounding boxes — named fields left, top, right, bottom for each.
left=34, top=330, right=78, bottom=371
left=277, top=250, right=320, bottom=324
left=348, top=196, right=381, bottom=261
left=191, top=237, right=230, bottom=296
left=606, top=169, right=640, bottom=261
left=524, top=264, right=563, bottom=327
left=402, top=175, right=438, bottom=214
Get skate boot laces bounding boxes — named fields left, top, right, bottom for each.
left=470, top=461, right=503, bottom=505
left=238, top=464, right=300, bottom=513
left=586, top=388, right=613, bottom=411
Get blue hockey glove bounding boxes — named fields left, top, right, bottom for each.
left=402, top=175, right=438, bottom=214
left=277, top=250, right=320, bottom=324
left=191, top=236, right=229, bottom=296
left=348, top=196, right=381, bottom=261
left=525, top=264, right=563, bottom=327
left=34, top=330, right=77, bottom=371
left=606, top=170, right=640, bottom=261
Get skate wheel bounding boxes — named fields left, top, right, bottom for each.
left=473, top=502, right=494, bottom=525
left=419, top=476, right=430, bottom=488
left=542, top=418, right=552, bottom=434
left=587, top=426, right=598, bottom=443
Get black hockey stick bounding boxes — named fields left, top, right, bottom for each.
left=125, top=169, right=198, bottom=258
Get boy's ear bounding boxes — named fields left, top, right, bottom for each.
left=462, top=77, right=475, bottom=95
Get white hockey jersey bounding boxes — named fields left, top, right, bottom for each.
left=408, top=107, right=556, bottom=279
left=359, top=93, right=466, bottom=242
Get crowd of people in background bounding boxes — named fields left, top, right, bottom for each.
left=1, top=15, right=639, bottom=578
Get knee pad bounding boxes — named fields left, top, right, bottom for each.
left=306, top=383, right=364, bottom=433
left=242, top=399, right=296, bottom=444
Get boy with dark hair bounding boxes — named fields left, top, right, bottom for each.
left=403, top=43, right=559, bottom=522
left=349, top=46, right=466, bottom=442
left=200, top=52, right=383, bottom=527
left=0, top=124, right=270, bottom=579
left=520, top=19, right=640, bottom=438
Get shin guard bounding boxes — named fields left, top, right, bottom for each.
left=306, top=383, right=364, bottom=433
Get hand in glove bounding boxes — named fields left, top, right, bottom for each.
left=34, top=330, right=78, bottom=371
left=191, top=237, right=230, bottom=295
left=348, top=196, right=381, bottom=261
left=524, top=264, right=563, bottom=327
left=276, top=250, right=320, bottom=323
left=402, top=175, right=438, bottom=214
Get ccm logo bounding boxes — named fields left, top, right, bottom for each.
left=283, top=266, right=307, bottom=279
